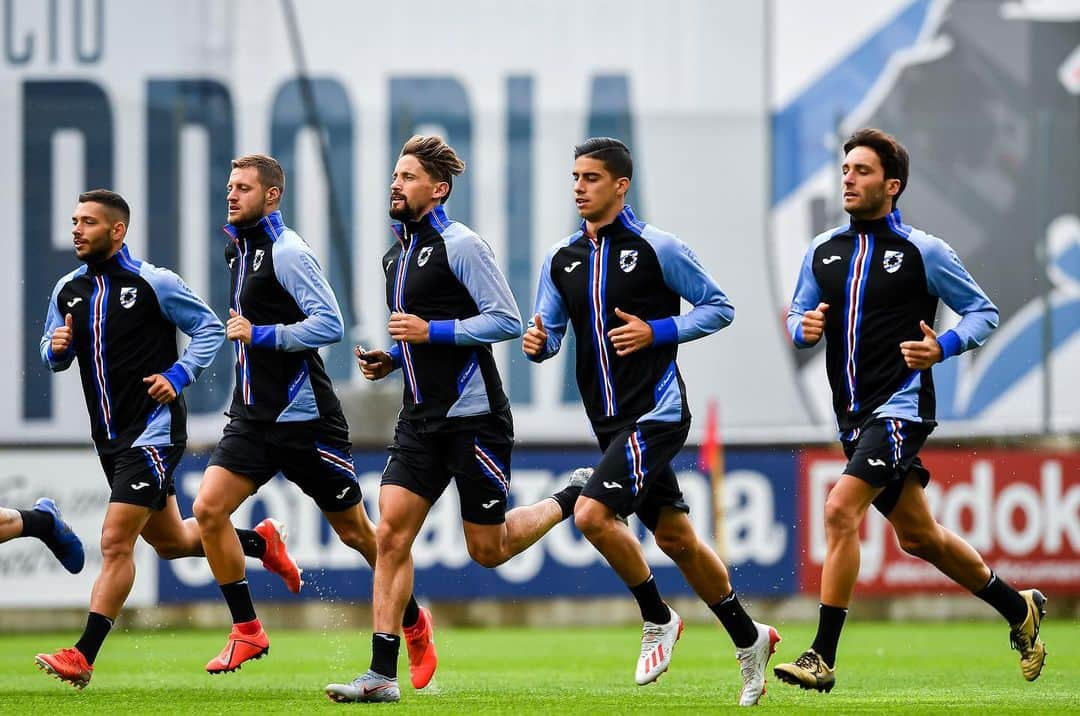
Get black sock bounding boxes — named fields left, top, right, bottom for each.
left=709, top=590, right=758, bottom=649
left=74, top=612, right=113, bottom=665
left=219, top=579, right=258, bottom=624
left=402, top=596, right=420, bottom=629
left=629, top=575, right=671, bottom=624
left=550, top=485, right=583, bottom=521
left=17, top=508, right=55, bottom=540
left=810, top=604, right=847, bottom=668
left=370, top=633, right=400, bottom=679
left=236, top=529, right=267, bottom=559
left=974, top=571, right=1028, bottom=625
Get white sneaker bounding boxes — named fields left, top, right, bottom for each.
left=635, top=608, right=683, bottom=685
left=736, top=622, right=781, bottom=706
left=567, top=467, right=593, bottom=489
left=325, top=670, right=400, bottom=703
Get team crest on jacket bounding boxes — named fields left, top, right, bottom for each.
left=619, top=249, right=638, bottom=273
left=120, top=286, right=137, bottom=309
left=253, top=249, right=265, bottom=271
left=417, top=246, right=433, bottom=267
left=883, top=250, right=904, bottom=274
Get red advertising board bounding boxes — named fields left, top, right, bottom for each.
left=798, top=449, right=1080, bottom=595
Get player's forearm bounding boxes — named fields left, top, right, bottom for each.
left=937, top=307, right=999, bottom=360
left=252, top=311, right=344, bottom=351
left=431, top=311, right=524, bottom=346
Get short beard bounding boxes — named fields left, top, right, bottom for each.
left=389, top=201, right=420, bottom=222
left=847, top=189, right=890, bottom=220
left=77, top=243, right=114, bottom=265
left=229, top=207, right=265, bottom=228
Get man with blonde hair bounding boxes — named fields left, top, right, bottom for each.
left=194, top=155, right=435, bottom=684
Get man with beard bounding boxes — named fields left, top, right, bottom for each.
left=324, top=136, right=588, bottom=704
left=35, top=189, right=296, bottom=689
left=193, top=155, right=437, bottom=684
left=774, top=128, right=1046, bottom=692
left=522, top=137, right=780, bottom=707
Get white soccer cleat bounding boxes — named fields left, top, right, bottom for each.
left=736, top=621, right=782, bottom=706
left=325, top=670, right=400, bottom=703
left=567, top=467, right=593, bottom=489
left=635, top=608, right=683, bottom=685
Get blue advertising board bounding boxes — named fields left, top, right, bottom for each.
left=158, top=447, right=797, bottom=603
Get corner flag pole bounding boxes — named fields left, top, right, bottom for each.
left=700, top=399, right=726, bottom=561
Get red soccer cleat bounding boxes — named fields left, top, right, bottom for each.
left=254, top=518, right=302, bottom=594
left=403, top=606, right=439, bottom=689
left=35, top=647, right=93, bottom=689
left=205, top=623, right=270, bottom=673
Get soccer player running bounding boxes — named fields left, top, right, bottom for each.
left=324, top=136, right=588, bottom=704
left=523, top=138, right=780, bottom=707
left=34, top=190, right=296, bottom=689
left=0, top=499, right=83, bottom=573
left=774, top=128, right=1046, bottom=692
left=194, top=154, right=436, bottom=682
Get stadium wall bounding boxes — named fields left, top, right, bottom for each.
left=2, top=445, right=1077, bottom=628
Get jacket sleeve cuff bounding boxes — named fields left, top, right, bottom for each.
left=937, top=329, right=963, bottom=361
left=251, top=325, right=277, bottom=350
left=388, top=344, right=402, bottom=369
left=162, top=364, right=192, bottom=393
left=648, top=317, right=679, bottom=346
left=46, top=346, right=72, bottom=364
left=427, top=319, right=456, bottom=345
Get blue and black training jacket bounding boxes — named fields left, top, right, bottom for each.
left=381, top=204, right=522, bottom=423
left=787, top=208, right=999, bottom=437
left=224, top=210, right=344, bottom=423
left=529, top=205, right=734, bottom=435
left=40, top=244, right=224, bottom=455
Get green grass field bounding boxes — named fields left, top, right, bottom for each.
left=1, top=622, right=1076, bottom=714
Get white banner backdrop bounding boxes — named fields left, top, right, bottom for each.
left=0, top=450, right=158, bottom=607
left=1, top=0, right=1074, bottom=447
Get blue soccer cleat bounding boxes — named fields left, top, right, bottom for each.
left=32, top=498, right=85, bottom=574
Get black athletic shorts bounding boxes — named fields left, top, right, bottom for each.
left=207, top=411, right=363, bottom=512
left=581, top=419, right=691, bottom=532
left=100, top=443, right=183, bottom=511
left=382, top=409, right=514, bottom=526
left=842, top=417, right=934, bottom=516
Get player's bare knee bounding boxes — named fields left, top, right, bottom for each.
left=897, top=527, right=942, bottom=560
left=333, top=519, right=375, bottom=553
left=573, top=502, right=611, bottom=540
left=99, top=529, right=135, bottom=563
left=374, top=522, right=411, bottom=561
left=823, top=497, right=860, bottom=537
left=152, top=541, right=187, bottom=560
left=192, top=500, right=220, bottom=533
left=654, top=529, right=695, bottom=561
left=467, top=541, right=507, bottom=569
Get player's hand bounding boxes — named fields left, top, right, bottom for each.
left=801, top=302, right=829, bottom=344
left=607, top=307, right=653, bottom=357
left=226, top=308, right=252, bottom=344
left=522, top=313, right=548, bottom=357
left=143, top=374, right=177, bottom=404
left=387, top=312, right=429, bottom=344
left=354, top=345, right=393, bottom=381
left=51, top=313, right=74, bottom=354
left=900, top=320, right=943, bottom=370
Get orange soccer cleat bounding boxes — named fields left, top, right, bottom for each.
left=403, top=606, right=439, bottom=689
left=205, top=623, right=270, bottom=674
left=254, top=518, right=302, bottom=594
left=35, top=647, right=93, bottom=689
